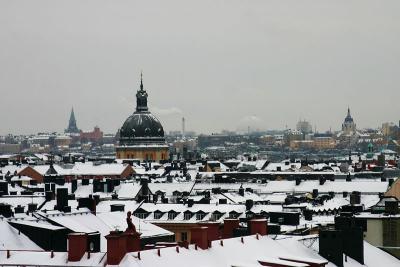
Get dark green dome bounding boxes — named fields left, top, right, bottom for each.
left=119, top=74, right=166, bottom=146
left=119, top=112, right=165, bottom=145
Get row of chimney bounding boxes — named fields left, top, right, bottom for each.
left=67, top=218, right=267, bottom=265
left=68, top=230, right=141, bottom=265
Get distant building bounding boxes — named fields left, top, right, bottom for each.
left=284, top=129, right=303, bottom=146
left=341, top=107, right=356, bottom=135
left=0, top=143, right=21, bottom=154
left=296, top=119, right=312, bottom=134
left=313, top=133, right=336, bottom=150
left=65, top=108, right=80, bottom=134
left=80, top=126, right=103, bottom=143
left=116, top=74, right=169, bottom=162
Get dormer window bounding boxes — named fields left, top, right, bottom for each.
left=154, top=211, right=163, bottom=219
left=196, top=211, right=206, bottom=221
left=168, top=211, right=178, bottom=220
left=184, top=211, right=193, bottom=220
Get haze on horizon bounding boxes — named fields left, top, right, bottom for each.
left=0, top=0, right=399, bottom=136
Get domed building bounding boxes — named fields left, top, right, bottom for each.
left=341, top=107, right=357, bottom=135
left=116, top=75, right=169, bottom=161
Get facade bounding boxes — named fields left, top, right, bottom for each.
left=314, top=134, right=336, bottom=150
left=342, top=107, right=357, bottom=135
left=116, top=75, right=169, bottom=162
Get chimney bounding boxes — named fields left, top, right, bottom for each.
left=198, top=222, right=220, bottom=241
left=56, top=188, right=68, bottom=211
left=303, top=209, right=313, bottom=221
left=223, top=218, right=239, bottom=238
left=248, top=219, right=268, bottom=235
left=385, top=200, right=399, bottom=215
left=77, top=196, right=96, bottom=215
left=68, top=233, right=87, bottom=262
left=312, top=189, right=318, bottom=198
left=105, top=231, right=127, bottom=265
left=350, top=191, right=361, bottom=205
left=238, top=186, right=245, bottom=196
left=191, top=227, right=208, bottom=250
left=124, top=231, right=141, bottom=253
left=319, top=230, right=343, bottom=267
left=245, top=199, right=254, bottom=211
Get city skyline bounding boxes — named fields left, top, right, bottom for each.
left=1, top=0, right=400, bottom=135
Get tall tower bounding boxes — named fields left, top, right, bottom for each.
left=182, top=117, right=185, bottom=140
left=65, top=107, right=80, bottom=133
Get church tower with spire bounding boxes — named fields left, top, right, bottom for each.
left=116, top=73, right=169, bottom=162
left=65, top=108, right=80, bottom=134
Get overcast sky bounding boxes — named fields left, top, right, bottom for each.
left=0, top=0, right=399, bottom=135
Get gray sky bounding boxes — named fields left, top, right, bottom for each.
left=0, top=0, right=399, bottom=135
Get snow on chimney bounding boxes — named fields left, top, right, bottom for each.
left=68, top=233, right=88, bottom=262
left=191, top=227, right=208, bottom=250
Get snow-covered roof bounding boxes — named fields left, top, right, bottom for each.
left=41, top=211, right=173, bottom=252
left=0, top=219, right=42, bottom=250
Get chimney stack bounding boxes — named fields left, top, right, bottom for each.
left=106, top=231, right=127, bottom=265
left=248, top=219, right=268, bottom=235
left=68, top=233, right=87, bottom=262
left=56, top=188, right=68, bottom=211
left=190, top=227, right=208, bottom=250
left=198, top=222, right=220, bottom=241
left=223, top=218, right=239, bottom=238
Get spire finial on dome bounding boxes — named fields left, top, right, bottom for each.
left=140, top=71, right=144, bottom=91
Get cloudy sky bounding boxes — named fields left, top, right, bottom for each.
left=0, top=0, right=399, bottom=135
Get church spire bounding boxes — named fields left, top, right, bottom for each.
left=65, top=107, right=80, bottom=133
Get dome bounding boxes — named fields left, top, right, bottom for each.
left=118, top=74, right=166, bottom=146
left=119, top=112, right=165, bottom=145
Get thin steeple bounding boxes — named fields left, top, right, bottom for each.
left=140, top=71, right=144, bottom=91
left=136, top=72, right=149, bottom=112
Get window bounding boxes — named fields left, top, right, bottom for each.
left=229, top=212, right=238, bottom=219
left=168, top=212, right=177, bottom=220
left=154, top=212, right=163, bottom=219
left=211, top=212, right=222, bottom=221
left=196, top=213, right=205, bottom=221
left=134, top=213, right=148, bottom=219
left=181, top=232, right=188, bottom=242
left=184, top=212, right=192, bottom=220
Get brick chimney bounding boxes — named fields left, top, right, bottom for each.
left=68, top=233, right=87, bottom=262
left=106, top=231, right=127, bottom=265
left=124, top=231, right=141, bottom=252
left=223, top=218, right=239, bottom=238
left=198, top=222, right=220, bottom=241
left=191, top=227, right=208, bottom=250
left=249, top=219, right=268, bottom=235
